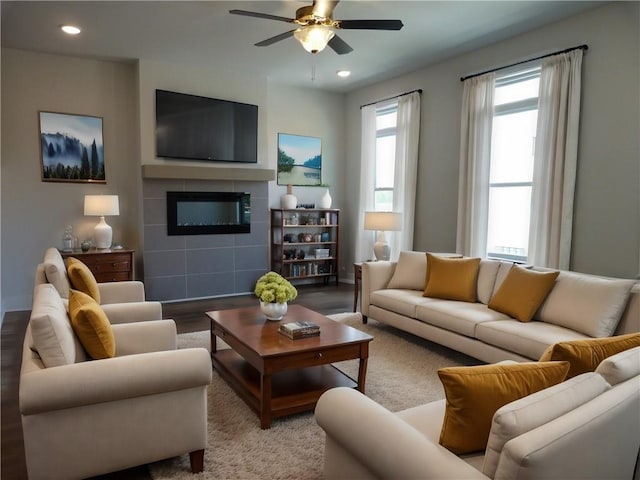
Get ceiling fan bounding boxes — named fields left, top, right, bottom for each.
left=229, top=0, right=403, bottom=55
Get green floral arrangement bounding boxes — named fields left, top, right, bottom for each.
left=255, top=271, right=298, bottom=304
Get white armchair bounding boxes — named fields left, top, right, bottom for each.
left=36, top=247, right=162, bottom=323
left=20, top=283, right=212, bottom=479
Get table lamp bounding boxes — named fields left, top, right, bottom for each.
left=364, top=211, right=402, bottom=261
left=84, top=195, right=119, bottom=249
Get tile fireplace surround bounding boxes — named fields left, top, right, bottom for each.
left=142, top=175, right=270, bottom=302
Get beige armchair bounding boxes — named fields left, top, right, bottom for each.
left=36, top=247, right=162, bottom=323
left=20, top=283, right=212, bottom=479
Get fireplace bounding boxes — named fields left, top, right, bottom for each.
left=167, top=191, right=251, bottom=235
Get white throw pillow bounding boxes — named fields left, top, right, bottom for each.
left=535, top=271, right=635, bottom=337
left=387, top=251, right=428, bottom=290
left=476, top=260, right=502, bottom=305
left=29, top=284, right=86, bottom=367
left=482, top=372, right=610, bottom=478
left=43, top=247, right=71, bottom=299
left=595, top=346, right=640, bottom=386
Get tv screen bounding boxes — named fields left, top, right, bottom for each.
left=155, top=89, right=258, bottom=163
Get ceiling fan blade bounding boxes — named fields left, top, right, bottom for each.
left=312, top=0, right=340, bottom=19
left=255, top=30, right=296, bottom=47
left=338, top=19, right=404, bottom=30
left=229, top=9, right=295, bottom=23
left=328, top=34, right=353, bottom=55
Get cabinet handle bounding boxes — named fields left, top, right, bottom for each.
left=316, top=352, right=323, bottom=359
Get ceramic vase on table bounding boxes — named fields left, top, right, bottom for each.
left=318, top=188, right=332, bottom=209
left=281, top=184, right=297, bottom=209
left=260, top=301, right=288, bottom=321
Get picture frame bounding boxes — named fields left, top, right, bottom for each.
left=277, top=133, right=322, bottom=186
left=39, top=111, right=106, bottom=183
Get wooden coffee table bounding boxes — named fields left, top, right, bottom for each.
left=206, top=305, right=373, bottom=429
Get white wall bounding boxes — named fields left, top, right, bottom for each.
left=1, top=49, right=139, bottom=313
left=344, top=1, right=639, bottom=279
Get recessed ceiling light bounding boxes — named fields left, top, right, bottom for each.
left=337, top=70, right=351, bottom=78
left=61, top=25, right=81, bottom=35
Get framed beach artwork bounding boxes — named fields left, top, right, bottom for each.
left=39, top=111, right=106, bottom=183
left=277, top=133, right=322, bottom=186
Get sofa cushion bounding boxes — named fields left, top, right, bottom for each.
left=476, top=319, right=588, bottom=360
left=43, top=247, right=71, bottom=299
left=488, top=266, right=559, bottom=322
left=437, top=361, right=569, bottom=454
left=66, top=257, right=101, bottom=303
left=482, top=372, right=610, bottom=478
left=29, top=284, right=86, bottom=367
left=416, top=301, right=510, bottom=338
left=371, top=289, right=435, bottom=319
left=68, top=289, right=116, bottom=359
left=424, top=254, right=481, bottom=302
left=535, top=271, right=635, bottom=337
left=595, top=346, right=640, bottom=386
left=387, top=251, right=428, bottom=290
left=539, top=333, right=640, bottom=378
left=476, top=260, right=502, bottom=305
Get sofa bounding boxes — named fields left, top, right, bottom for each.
left=20, top=282, right=212, bottom=479
left=315, top=346, right=640, bottom=479
left=361, top=251, right=639, bottom=363
left=35, top=247, right=162, bottom=323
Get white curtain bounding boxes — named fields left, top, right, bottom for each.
left=390, top=91, right=421, bottom=258
left=456, top=73, right=495, bottom=257
left=355, top=104, right=377, bottom=262
left=528, top=49, right=583, bottom=269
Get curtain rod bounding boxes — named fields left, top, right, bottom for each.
left=360, top=89, right=422, bottom=109
left=459, top=44, right=588, bottom=82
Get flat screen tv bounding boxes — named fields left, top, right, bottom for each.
left=155, top=89, right=258, bottom=163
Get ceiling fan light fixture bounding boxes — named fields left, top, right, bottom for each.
left=293, top=25, right=335, bottom=54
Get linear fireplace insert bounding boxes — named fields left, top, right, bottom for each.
left=167, top=191, right=251, bottom=235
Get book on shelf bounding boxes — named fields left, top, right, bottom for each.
left=279, top=321, right=320, bottom=339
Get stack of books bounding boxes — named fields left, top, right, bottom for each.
left=279, top=321, right=320, bottom=339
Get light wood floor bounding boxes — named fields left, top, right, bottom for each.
left=1, top=283, right=354, bottom=480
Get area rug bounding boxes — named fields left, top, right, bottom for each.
left=149, top=314, right=479, bottom=479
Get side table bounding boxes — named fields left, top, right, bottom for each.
left=60, top=249, right=134, bottom=282
left=353, top=262, right=362, bottom=312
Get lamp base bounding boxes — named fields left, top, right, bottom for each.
left=94, top=216, right=113, bottom=249
left=372, top=231, right=390, bottom=261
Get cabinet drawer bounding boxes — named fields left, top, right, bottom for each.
left=94, top=271, right=131, bottom=283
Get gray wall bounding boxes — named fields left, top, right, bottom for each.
left=344, top=1, right=639, bottom=279
left=1, top=49, right=140, bottom=312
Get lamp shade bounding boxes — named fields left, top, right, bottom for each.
left=364, top=211, right=402, bottom=232
left=84, top=195, right=119, bottom=216
left=293, top=25, right=335, bottom=54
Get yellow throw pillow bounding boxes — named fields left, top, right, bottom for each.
left=438, top=361, right=570, bottom=454
left=68, top=289, right=115, bottom=359
left=488, top=266, right=559, bottom=322
left=66, top=257, right=101, bottom=303
left=423, top=254, right=481, bottom=302
left=539, top=333, right=640, bottom=378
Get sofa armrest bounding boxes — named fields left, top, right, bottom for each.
left=112, top=320, right=177, bottom=355
left=361, top=261, right=396, bottom=317
left=101, top=301, right=163, bottom=324
left=20, top=348, right=212, bottom=415
left=98, top=281, right=146, bottom=304
left=315, top=387, right=488, bottom=479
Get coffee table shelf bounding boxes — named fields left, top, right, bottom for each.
left=212, top=349, right=357, bottom=420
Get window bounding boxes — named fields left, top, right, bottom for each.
left=486, top=67, right=540, bottom=262
left=374, top=102, right=398, bottom=211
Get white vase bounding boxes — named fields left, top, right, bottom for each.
left=318, top=188, right=332, bottom=209
left=260, top=301, right=288, bottom=321
left=281, top=184, right=297, bottom=209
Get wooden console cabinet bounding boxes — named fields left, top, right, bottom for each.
left=61, top=249, right=134, bottom=283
